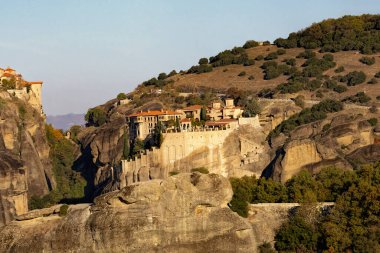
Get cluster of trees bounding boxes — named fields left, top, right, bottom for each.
left=342, top=91, right=371, bottom=104
left=274, top=14, right=380, bottom=54
left=359, top=56, right=376, bottom=65
left=229, top=166, right=355, bottom=218
left=337, top=71, right=367, bottom=86
left=29, top=125, right=86, bottom=209
left=187, top=58, right=213, bottom=74
left=323, top=79, right=347, bottom=93
left=85, top=107, right=107, bottom=127
left=0, top=77, right=16, bottom=90
left=273, top=163, right=380, bottom=252
left=209, top=47, right=254, bottom=67
left=261, top=61, right=293, bottom=80
left=301, top=54, right=336, bottom=77
left=269, top=99, right=343, bottom=138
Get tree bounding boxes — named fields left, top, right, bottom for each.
left=158, top=72, right=167, bottom=80
left=200, top=107, right=207, bottom=122
left=198, top=58, right=209, bottom=65
left=243, top=40, right=259, bottom=49
left=117, top=93, right=127, bottom=100
left=85, top=108, right=107, bottom=127
left=242, top=99, right=261, bottom=117
left=122, top=127, right=130, bottom=159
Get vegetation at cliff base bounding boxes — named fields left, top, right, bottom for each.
left=29, top=124, right=86, bottom=210
left=274, top=163, right=380, bottom=252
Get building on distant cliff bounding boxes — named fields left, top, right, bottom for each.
left=0, top=67, right=44, bottom=115
left=128, top=110, right=182, bottom=140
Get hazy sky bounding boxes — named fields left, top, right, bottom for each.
left=1, top=0, right=380, bottom=115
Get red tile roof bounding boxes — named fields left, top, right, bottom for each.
left=128, top=110, right=181, bottom=117
left=5, top=67, right=15, bottom=72
left=1, top=73, right=13, bottom=77
left=182, top=105, right=203, bottom=110
left=28, top=81, right=43, bottom=85
left=181, top=118, right=191, bottom=123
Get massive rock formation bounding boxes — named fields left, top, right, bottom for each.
left=267, top=113, right=374, bottom=182
left=0, top=173, right=255, bottom=253
left=0, top=91, right=54, bottom=226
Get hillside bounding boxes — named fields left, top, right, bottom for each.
left=75, top=15, right=380, bottom=195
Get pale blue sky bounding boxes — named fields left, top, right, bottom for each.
left=1, top=0, right=380, bottom=115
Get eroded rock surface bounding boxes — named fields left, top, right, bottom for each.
left=0, top=173, right=255, bottom=253
left=268, top=114, right=374, bottom=182
left=0, top=92, right=54, bottom=227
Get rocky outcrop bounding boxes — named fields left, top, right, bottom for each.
left=268, top=114, right=374, bottom=182
left=0, top=173, right=255, bottom=253
left=0, top=92, right=54, bottom=226
left=0, top=151, right=28, bottom=227
left=75, top=114, right=127, bottom=197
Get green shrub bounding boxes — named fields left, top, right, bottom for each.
left=255, top=55, right=264, bottom=61
left=198, top=58, right=209, bottom=65
left=167, top=70, right=177, bottom=77
left=294, top=95, right=305, bottom=108
left=264, top=52, right=278, bottom=60
left=334, top=66, right=345, bottom=73
left=191, top=167, right=209, bottom=174
left=284, top=58, right=296, bottom=66
left=258, top=242, right=276, bottom=253
left=59, top=204, right=69, bottom=216
left=243, top=40, right=259, bottom=49
left=323, top=53, right=334, bottom=61
left=296, top=49, right=316, bottom=59
left=157, top=72, right=167, bottom=80
left=375, top=71, right=380, bottom=78
left=344, top=71, right=366, bottom=86
left=238, top=71, right=246, bottom=77
left=367, top=118, right=378, bottom=126
left=359, top=56, right=376, bottom=65
left=248, top=75, right=255, bottom=80
left=277, top=49, right=286, bottom=55
left=243, top=59, right=255, bottom=66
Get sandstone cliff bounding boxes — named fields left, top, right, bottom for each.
left=267, top=113, right=374, bottom=182
left=0, top=91, right=54, bottom=226
left=0, top=173, right=256, bottom=253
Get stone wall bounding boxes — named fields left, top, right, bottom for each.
left=120, top=116, right=262, bottom=187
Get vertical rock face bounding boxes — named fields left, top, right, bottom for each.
left=0, top=151, right=28, bottom=227
left=268, top=114, right=375, bottom=182
left=0, top=173, right=256, bottom=253
left=0, top=92, right=54, bottom=226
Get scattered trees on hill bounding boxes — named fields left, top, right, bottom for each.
left=359, top=56, right=376, bottom=65
left=274, top=14, right=380, bottom=54
left=269, top=99, right=343, bottom=138
left=342, top=92, right=371, bottom=104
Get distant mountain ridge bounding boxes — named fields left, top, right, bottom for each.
left=47, top=113, right=85, bottom=130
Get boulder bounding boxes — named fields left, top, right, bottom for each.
left=0, top=173, right=255, bottom=253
